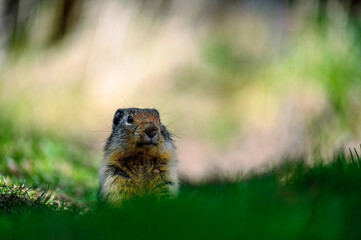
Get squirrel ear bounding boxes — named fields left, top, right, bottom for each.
left=113, top=109, right=124, bottom=126
left=152, top=109, right=160, bottom=116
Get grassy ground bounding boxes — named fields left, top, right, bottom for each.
left=0, top=108, right=99, bottom=206
left=1, top=129, right=361, bottom=240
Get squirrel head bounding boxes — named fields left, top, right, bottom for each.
left=105, top=108, right=173, bottom=158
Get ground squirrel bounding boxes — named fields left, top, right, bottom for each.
left=99, top=108, right=179, bottom=205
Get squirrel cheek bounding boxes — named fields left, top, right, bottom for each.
left=131, top=132, right=141, bottom=142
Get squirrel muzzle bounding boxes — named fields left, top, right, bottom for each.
left=137, top=121, right=161, bottom=146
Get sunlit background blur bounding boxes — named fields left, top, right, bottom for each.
left=0, top=0, right=360, bottom=187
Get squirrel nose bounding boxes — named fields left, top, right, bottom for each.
left=145, top=127, right=158, bottom=139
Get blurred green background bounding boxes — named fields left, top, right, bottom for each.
left=1, top=0, right=360, bottom=183
left=0, top=1, right=361, bottom=238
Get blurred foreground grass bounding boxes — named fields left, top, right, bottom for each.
left=1, top=150, right=361, bottom=240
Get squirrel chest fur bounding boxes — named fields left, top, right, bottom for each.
left=99, top=108, right=178, bottom=205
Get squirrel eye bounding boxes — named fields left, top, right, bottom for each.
left=127, top=115, right=134, bottom=124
